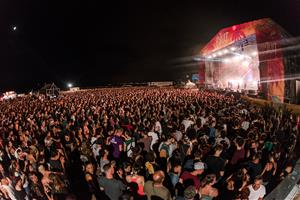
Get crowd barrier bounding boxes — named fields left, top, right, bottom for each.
left=265, top=159, right=300, bottom=200
left=241, top=96, right=300, bottom=115
left=241, top=95, right=300, bottom=199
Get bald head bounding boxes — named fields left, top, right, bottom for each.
left=153, top=170, right=165, bottom=185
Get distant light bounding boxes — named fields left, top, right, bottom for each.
left=194, top=57, right=202, bottom=61
left=251, top=51, right=258, bottom=56
left=230, top=47, right=236, bottom=51
left=12, top=26, right=17, bottom=31
left=68, top=83, right=73, bottom=88
left=233, top=55, right=243, bottom=61
left=223, top=49, right=229, bottom=54
left=207, top=55, right=212, bottom=59
left=223, top=58, right=230, bottom=63
left=217, top=52, right=223, bottom=56
left=212, top=54, right=217, bottom=57
left=242, top=60, right=250, bottom=66
left=237, top=79, right=243, bottom=84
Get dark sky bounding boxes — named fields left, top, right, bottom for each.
left=0, top=0, right=299, bottom=92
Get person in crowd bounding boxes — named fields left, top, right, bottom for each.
left=199, top=174, right=218, bottom=200
left=144, top=170, right=172, bottom=200
left=247, top=176, right=266, bottom=200
left=110, top=128, right=124, bottom=160
left=205, top=145, right=225, bottom=180
left=85, top=163, right=109, bottom=200
left=125, top=164, right=145, bottom=196
left=179, top=162, right=205, bottom=190
left=98, top=163, right=126, bottom=200
left=247, top=153, right=263, bottom=182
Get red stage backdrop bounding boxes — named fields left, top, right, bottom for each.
left=200, top=18, right=287, bottom=102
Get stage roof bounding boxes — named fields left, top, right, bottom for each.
left=200, top=18, right=289, bottom=56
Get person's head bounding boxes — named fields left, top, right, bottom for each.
left=193, top=161, right=205, bottom=175
left=12, top=177, right=22, bottom=188
left=214, top=144, right=223, bottom=156
left=38, top=164, right=46, bottom=174
left=123, top=162, right=132, bottom=174
left=184, top=186, right=196, bottom=200
left=99, top=148, right=109, bottom=158
left=201, top=174, right=216, bottom=187
left=252, top=176, right=263, bottom=190
left=1, top=178, right=9, bottom=186
left=145, top=151, right=156, bottom=163
left=240, top=186, right=250, bottom=199
left=103, top=163, right=114, bottom=177
left=85, top=163, right=94, bottom=174
left=153, top=170, right=165, bottom=185
left=28, top=164, right=34, bottom=172
left=236, top=137, right=244, bottom=148
left=115, top=128, right=123, bottom=137
left=265, top=162, right=273, bottom=170
left=285, top=164, right=293, bottom=173
left=252, top=153, right=261, bottom=164
left=173, top=163, right=182, bottom=174
left=64, top=134, right=70, bottom=142
left=166, top=135, right=175, bottom=144
left=226, top=178, right=235, bottom=191
left=50, top=150, right=58, bottom=158
left=0, top=163, right=4, bottom=172
left=194, top=150, right=202, bottom=160
left=132, top=164, right=140, bottom=175
left=29, top=172, right=39, bottom=184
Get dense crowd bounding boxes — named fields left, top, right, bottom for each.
left=0, top=87, right=298, bottom=200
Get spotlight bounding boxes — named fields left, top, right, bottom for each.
left=67, top=83, right=73, bottom=88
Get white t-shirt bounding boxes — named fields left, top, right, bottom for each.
left=173, top=130, right=183, bottom=142
left=155, top=121, right=162, bottom=134
left=1, top=184, right=17, bottom=200
left=248, top=185, right=266, bottom=200
left=199, top=117, right=206, bottom=127
left=182, top=119, right=194, bottom=131
left=91, top=137, right=100, bottom=158
left=148, top=131, right=159, bottom=150
left=241, top=121, right=250, bottom=131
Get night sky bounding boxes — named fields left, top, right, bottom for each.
left=0, top=0, right=299, bottom=92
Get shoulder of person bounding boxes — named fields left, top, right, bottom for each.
left=144, top=180, right=153, bottom=187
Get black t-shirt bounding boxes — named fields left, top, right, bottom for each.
left=247, top=161, right=262, bottom=181
left=206, top=155, right=225, bottom=178
left=15, top=188, right=27, bottom=200
left=221, top=187, right=236, bottom=200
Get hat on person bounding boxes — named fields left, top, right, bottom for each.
left=194, top=161, right=205, bottom=170
left=184, top=186, right=196, bottom=200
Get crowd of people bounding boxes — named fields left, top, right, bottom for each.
left=0, top=87, right=298, bottom=200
